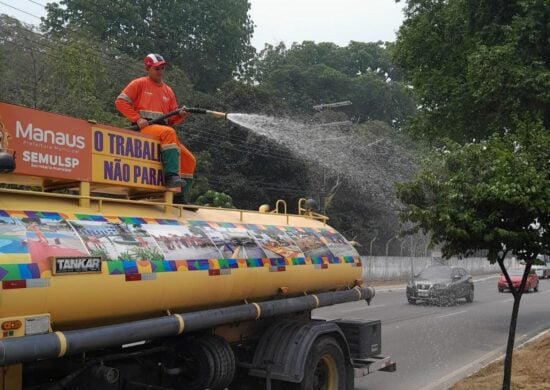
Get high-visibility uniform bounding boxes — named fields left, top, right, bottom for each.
left=115, top=76, right=196, bottom=179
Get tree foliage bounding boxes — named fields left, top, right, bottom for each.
left=256, top=41, right=415, bottom=127
left=397, top=124, right=550, bottom=263
left=395, top=2, right=550, bottom=387
left=394, top=0, right=550, bottom=143
left=42, top=0, right=255, bottom=92
left=397, top=122, right=550, bottom=389
left=0, top=16, right=49, bottom=109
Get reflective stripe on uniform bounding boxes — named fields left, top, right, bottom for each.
left=138, top=110, right=164, bottom=120
left=117, top=93, right=133, bottom=104
left=161, top=144, right=179, bottom=151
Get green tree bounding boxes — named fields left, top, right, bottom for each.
left=256, top=41, right=415, bottom=125
left=0, top=16, right=49, bottom=108
left=397, top=124, right=550, bottom=389
left=196, top=190, right=234, bottom=208
left=394, top=0, right=549, bottom=143
left=215, top=79, right=285, bottom=115
left=395, top=2, right=549, bottom=387
left=42, top=0, right=255, bottom=92
left=41, top=36, right=123, bottom=123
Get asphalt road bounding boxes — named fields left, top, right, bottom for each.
left=313, top=275, right=550, bottom=390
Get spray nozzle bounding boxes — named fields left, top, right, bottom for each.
left=183, top=107, right=227, bottom=120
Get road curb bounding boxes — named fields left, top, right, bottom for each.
left=427, top=326, right=550, bottom=390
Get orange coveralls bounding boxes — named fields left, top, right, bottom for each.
left=115, top=76, right=196, bottom=178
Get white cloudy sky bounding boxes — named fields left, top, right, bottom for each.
left=0, top=0, right=405, bottom=50
left=249, top=0, right=405, bottom=49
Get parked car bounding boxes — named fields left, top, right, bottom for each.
left=406, top=265, right=474, bottom=306
left=498, top=268, right=539, bottom=292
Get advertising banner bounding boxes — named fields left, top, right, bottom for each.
left=0, top=102, right=91, bottom=180
left=0, top=102, right=165, bottom=189
left=91, top=126, right=164, bottom=189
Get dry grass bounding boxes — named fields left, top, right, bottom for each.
left=451, top=331, right=550, bottom=390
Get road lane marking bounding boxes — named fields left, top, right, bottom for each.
left=316, top=304, right=387, bottom=320
left=435, top=310, right=467, bottom=319
left=338, top=304, right=386, bottom=313
left=500, top=298, right=514, bottom=303
left=374, top=286, right=406, bottom=292
left=474, top=275, right=499, bottom=283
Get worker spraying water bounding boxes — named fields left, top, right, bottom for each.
left=115, top=53, right=228, bottom=204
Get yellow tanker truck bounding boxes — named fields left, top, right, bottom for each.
left=0, top=102, right=394, bottom=390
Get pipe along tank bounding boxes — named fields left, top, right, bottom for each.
left=0, top=102, right=391, bottom=389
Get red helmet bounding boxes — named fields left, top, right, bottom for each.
left=144, top=53, right=167, bottom=68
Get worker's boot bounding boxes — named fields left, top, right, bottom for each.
left=173, top=177, right=194, bottom=205
left=161, top=147, right=182, bottom=192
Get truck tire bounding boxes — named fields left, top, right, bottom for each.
left=168, top=335, right=235, bottom=390
left=290, top=336, right=349, bottom=390
left=200, top=335, right=236, bottom=390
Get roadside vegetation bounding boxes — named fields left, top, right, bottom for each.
left=451, top=331, right=550, bottom=390
left=393, top=1, right=549, bottom=388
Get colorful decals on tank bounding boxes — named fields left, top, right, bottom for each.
left=0, top=210, right=360, bottom=281
left=68, top=220, right=164, bottom=262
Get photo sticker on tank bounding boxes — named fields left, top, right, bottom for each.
left=0, top=216, right=28, bottom=255
left=250, top=225, right=304, bottom=259
left=68, top=220, right=164, bottom=261
left=0, top=216, right=32, bottom=269
left=316, top=228, right=359, bottom=257
left=19, top=217, right=90, bottom=272
left=283, top=227, right=333, bottom=258
left=201, top=225, right=267, bottom=259
left=140, top=224, right=222, bottom=261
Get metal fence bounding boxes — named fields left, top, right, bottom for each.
left=361, top=256, right=518, bottom=282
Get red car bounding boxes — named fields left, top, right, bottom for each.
left=498, top=268, right=539, bottom=293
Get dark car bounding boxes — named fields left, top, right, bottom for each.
left=406, top=265, right=474, bottom=306
left=497, top=268, right=539, bottom=292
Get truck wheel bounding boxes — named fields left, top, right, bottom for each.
left=200, top=335, right=236, bottom=390
left=292, top=336, right=348, bottom=390
left=167, top=336, right=235, bottom=390
left=407, top=297, right=416, bottom=304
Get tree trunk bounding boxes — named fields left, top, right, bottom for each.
left=503, top=293, right=521, bottom=390
left=497, top=257, right=531, bottom=390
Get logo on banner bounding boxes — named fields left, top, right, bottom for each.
left=0, top=102, right=92, bottom=180
left=53, top=256, right=102, bottom=274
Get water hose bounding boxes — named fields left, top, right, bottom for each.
left=128, top=106, right=227, bottom=130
